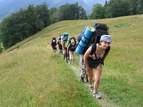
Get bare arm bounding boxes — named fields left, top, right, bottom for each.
left=84, top=46, right=92, bottom=66
left=103, top=46, right=110, bottom=61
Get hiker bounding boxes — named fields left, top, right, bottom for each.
left=51, top=37, right=57, bottom=52
left=67, top=37, right=77, bottom=64
left=78, top=23, right=110, bottom=82
left=84, top=35, right=112, bottom=99
left=61, top=32, right=70, bottom=62
left=92, top=23, right=111, bottom=61
left=57, top=35, right=63, bottom=54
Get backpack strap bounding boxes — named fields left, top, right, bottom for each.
left=90, top=43, right=96, bottom=55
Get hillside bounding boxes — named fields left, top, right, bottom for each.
left=0, top=15, right=143, bottom=107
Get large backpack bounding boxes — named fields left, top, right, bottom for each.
left=62, top=32, right=69, bottom=42
left=61, top=32, right=70, bottom=49
left=91, top=23, right=109, bottom=44
left=77, top=23, right=109, bottom=54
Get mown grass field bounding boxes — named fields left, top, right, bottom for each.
left=0, top=15, right=143, bottom=107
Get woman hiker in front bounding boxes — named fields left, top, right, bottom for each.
left=84, top=35, right=112, bottom=99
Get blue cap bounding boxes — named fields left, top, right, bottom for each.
left=100, top=35, right=112, bottom=43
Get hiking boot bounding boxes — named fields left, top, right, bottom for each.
left=92, top=91, right=102, bottom=99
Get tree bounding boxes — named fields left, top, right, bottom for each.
left=59, top=3, right=87, bottom=20
left=0, top=4, right=50, bottom=48
left=91, top=4, right=105, bottom=19
left=126, top=0, right=138, bottom=15
left=136, top=0, right=143, bottom=14
left=107, top=0, right=129, bottom=17
left=49, top=7, right=60, bottom=23
left=35, top=4, right=50, bottom=27
left=90, top=0, right=143, bottom=18
left=104, top=0, right=112, bottom=18
left=79, top=6, right=87, bottom=19
left=0, top=42, right=4, bottom=53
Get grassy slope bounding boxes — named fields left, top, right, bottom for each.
left=0, top=15, right=143, bottom=107
left=0, top=21, right=99, bottom=107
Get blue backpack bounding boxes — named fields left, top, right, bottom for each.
left=62, top=32, right=69, bottom=42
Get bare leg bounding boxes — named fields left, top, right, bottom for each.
left=69, top=51, right=74, bottom=64
left=72, top=51, right=74, bottom=64
left=93, top=64, right=102, bottom=93
left=86, top=66, right=94, bottom=87
left=80, top=55, right=84, bottom=82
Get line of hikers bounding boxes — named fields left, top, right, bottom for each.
left=50, top=23, right=112, bottom=99
left=51, top=32, right=77, bottom=64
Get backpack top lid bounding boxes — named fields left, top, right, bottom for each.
left=94, top=23, right=108, bottom=31
left=62, top=32, right=69, bottom=41
left=89, top=26, right=95, bottom=32
left=63, top=32, right=69, bottom=36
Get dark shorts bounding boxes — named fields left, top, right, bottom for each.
left=88, top=58, right=104, bottom=68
